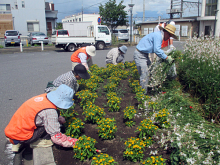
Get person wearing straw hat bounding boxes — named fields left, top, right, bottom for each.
left=106, top=45, right=127, bottom=65
left=134, top=24, right=177, bottom=95
left=71, top=45, right=96, bottom=71
left=5, top=84, right=78, bottom=152
left=151, top=20, right=176, bottom=62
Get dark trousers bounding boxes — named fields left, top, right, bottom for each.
left=23, top=127, right=50, bottom=144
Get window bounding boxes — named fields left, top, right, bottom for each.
left=22, top=0, right=25, bottom=8
left=27, top=22, right=39, bottom=32
left=98, top=27, right=110, bottom=35
left=79, top=18, right=81, bottom=22
left=73, top=19, right=74, bottom=22
left=0, top=4, right=11, bottom=11
left=205, top=0, right=217, bottom=16
left=14, top=2, right=18, bottom=9
left=118, top=30, right=128, bottom=33
left=205, top=26, right=211, bottom=35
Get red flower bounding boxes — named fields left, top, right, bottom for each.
left=189, top=106, right=193, bottom=109
left=162, top=92, right=166, bottom=94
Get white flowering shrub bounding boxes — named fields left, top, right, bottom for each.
left=178, top=34, right=220, bottom=120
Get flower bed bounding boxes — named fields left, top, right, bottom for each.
left=53, top=62, right=172, bottom=165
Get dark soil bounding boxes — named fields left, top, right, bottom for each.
left=53, top=79, right=172, bottom=165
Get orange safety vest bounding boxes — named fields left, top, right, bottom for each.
left=159, top=23, right=169, bottom=48
left=5, top=93, right=57, bottom=141
left=71, top=47, right=90, bottom=63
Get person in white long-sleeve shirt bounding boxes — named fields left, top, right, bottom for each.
left=106, top=45, right=127, bottom=65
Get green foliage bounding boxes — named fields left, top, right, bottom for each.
left=135, top=92, right=150, bottom=109
left=99, top=0, right=128, bottom=30
left=58, top=105, right=78, bottom=126
left=158, top=80, right=220, bottom=164
left=65, top=117, right=84, bottom=138
left=123, top=137, right=151, bottom=162
left=155, top=108, right=170, bottom=128
left=75, top=90, right=98, bottom=109
left=107, top=96, right=121, bottom=112
left=73, top=135, right=97, bottom=161
left=123, top=106, right=137, bottom=127
left=92, top=153, right=118, bottom=165
left=135, top=119, right=158, bottom=139
left=56, top=22, right=63, bottom=29
left=83, top=101, right=106, bottom=124
left=0, top=45, right=4, bottom=48
left=97, top=118, right=117, bottom=139
left=140, top=155, right=166, bottom=165
left=104, top=82, right=117, bottom=93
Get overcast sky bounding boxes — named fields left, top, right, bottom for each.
left=49, top=0, right=200, bottom=23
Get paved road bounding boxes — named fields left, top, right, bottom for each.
left=0, top=41, right=184, bottom=165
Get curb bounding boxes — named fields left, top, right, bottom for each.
left=33, top=147, right=56, bottom=165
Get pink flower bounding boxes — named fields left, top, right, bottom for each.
left=189, top=106, right=193, bottom=109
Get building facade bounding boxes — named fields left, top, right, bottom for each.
left=0, top=0, right=57, bottom=37
left=198, top=0, right=220, bottom=37
left=139, top=18, right=198, bottom=41
left=62, top=13, right=100, bottom=26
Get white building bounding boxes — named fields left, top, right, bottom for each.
left=0, top=0, right=58, bottom=37
left=198, top=0, right=220, bottom=37
left=62, top=13, right=100, bottom=26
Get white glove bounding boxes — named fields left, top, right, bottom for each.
left=164, top=49, right=172, bottom=55
left=170, top=44, right=176, bottom=50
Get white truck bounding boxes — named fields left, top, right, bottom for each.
left=51, top=22, right=111, bottom=51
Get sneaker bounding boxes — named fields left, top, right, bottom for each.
left=30, top=139, right=53, bottom=149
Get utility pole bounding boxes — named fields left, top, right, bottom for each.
left=82, top=0, right=83, bottom=21
left=128, top=3, right=134, bottom=44
left=143, top=0, right=145, bottom=22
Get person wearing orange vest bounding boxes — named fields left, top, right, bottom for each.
left=71, top=45, right=96, bottom=71
left=5, top=84, right=78, bottom=152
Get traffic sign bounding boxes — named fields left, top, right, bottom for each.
left=97, top=17, right=101, bottom=24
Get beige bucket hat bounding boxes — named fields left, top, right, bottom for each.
left=86, top=45, right=96, bottom=56
left=159, top=24, right=178, bottom=40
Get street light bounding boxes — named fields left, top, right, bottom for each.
left=128, top=4, right=134, bottom=45
left=214, top=9, right=219, bottom=37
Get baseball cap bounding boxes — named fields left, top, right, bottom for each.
left=74, top=64, right=90, bottom=79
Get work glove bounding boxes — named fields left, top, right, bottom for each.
left=166, top=56, right=174, bottom=64
left=170, top=44, right=176, bottom=50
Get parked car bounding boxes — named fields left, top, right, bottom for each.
left=4, top=30, right=21, bottom=47
left=51, top=30, right=69, bottom=38
left=27, top=32, right=49, bottom=45
left=112, top=29, right=129, bottom=42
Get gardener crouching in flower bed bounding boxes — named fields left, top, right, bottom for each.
left=133, top=24, right=177, bottom=95
left=105, top=45, right=127, bottom=65
left=5, top=84, right=78, bottom=152
left=44, top=63, right=90, bottom=102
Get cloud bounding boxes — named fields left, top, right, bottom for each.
left=49, top=0, right=172, bottom=22
left=50, top=0, right=199, bottom=22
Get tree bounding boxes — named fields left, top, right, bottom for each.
left=56, top=22, right=63, bottom=30
left=99, top=0, right=128, bottom=31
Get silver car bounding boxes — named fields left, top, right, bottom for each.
left=28, top=32, right=49, bottom=45
left=4, top=30, right=21, bottom=47
left=112, top=29, right=129, bottom=42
